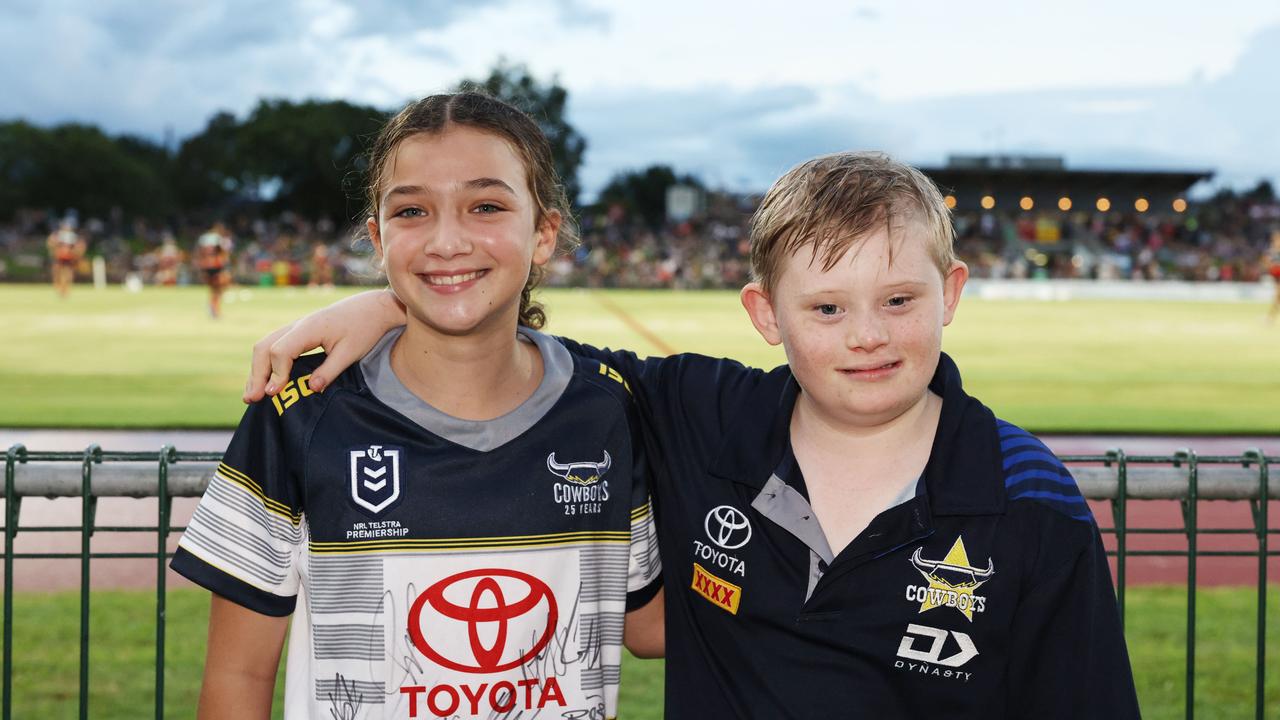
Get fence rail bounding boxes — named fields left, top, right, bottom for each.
left=3, top=444, right=1277, bottom=719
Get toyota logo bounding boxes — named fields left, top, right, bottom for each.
left=408, top=569, right=558, bottom=674
left=704, top=505, right=752, bottom=550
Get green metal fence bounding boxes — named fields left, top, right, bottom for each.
left=2, top=444, right=1277, bottom=719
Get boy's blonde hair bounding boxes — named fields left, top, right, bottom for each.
left=749, top=151, right=956, bottom=292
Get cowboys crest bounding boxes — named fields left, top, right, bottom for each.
left=546, top=451, right=611, bottom=486
left=350, top=444, right=402, bottom=514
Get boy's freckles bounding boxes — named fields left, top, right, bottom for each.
left=757, top=221, right=966, bottom=430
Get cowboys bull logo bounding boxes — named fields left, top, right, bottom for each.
left=349, top=444, right=403, bottom=515
left=908, top=536, right=993, bottom=622
left=545, top=451, right=611, bottom=486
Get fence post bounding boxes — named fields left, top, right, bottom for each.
left=1175, top=449, right=1198, bottom=720
left=1107, top=448, right=1128, bottom=627
left=79, top=445, right=101, bottom=720
left=155, top=445, right=175, bottom=720
left=1243, top=449, right=1268, bottom=720
left=3, top=445, right=26, bottom=720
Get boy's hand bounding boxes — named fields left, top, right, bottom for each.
left=243, top=289, right=406, bottom=402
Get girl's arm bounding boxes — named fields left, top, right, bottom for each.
left=197, top=594, right=290, bottom=720
left=244, top=289, right=405, bottom=402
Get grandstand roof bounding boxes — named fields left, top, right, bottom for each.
left=919, top=155, right=1214, bottom=211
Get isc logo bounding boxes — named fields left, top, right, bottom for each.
left=597, top=363, right=631, bottom=393
left=270, top=374, right=314, bottom=415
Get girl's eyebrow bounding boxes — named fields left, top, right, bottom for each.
left=382, top=178, right=516, bottom=203
left=382, top=184, right=427, bottom=203
left=465, top=177, right=517, bottom=195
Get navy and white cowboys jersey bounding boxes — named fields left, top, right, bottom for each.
left=172, top=328, right=662, bottom=720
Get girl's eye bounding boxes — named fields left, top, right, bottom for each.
left=817, top=304, right=840, bottom=316
left=474, top=203, right=503, bottom=214
left=393, top=207, right=424, bottom=219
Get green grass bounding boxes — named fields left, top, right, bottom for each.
left=0, top=586, right=1273, bottom=718
left=1, top=285, right=1278, bottom=433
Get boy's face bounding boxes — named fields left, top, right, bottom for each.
left=741, top=220, right=967, bottom=430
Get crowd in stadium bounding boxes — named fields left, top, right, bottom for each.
left=1, top=186, right=1276, bottom=289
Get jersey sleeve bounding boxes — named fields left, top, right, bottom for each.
left=624, top=405, right=662, bottom=610
left=170, top=397, right=306, bottom=617
left=555, top=338, right=765, bottom=463
left=1004, top=524, right=1141, bottom=718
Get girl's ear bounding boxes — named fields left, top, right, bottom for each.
left=532, top=210, right=561, bottom=266
left=367, top=216, right=383, bottom=258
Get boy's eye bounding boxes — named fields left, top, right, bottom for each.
left=816, top=304, right=840, bottom=316
left=474, top=203, right=504, bottom=214
left=886, top=295, right=912, bottom=308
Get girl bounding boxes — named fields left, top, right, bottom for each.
left=172, top=93, right=663, bottom=720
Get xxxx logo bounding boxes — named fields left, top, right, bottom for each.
left=692, top=562, right=741, bottom=614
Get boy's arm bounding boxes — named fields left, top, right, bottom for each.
left=623, top=588, right=665, bottom=658
left=198, top=594, right=289, bottom=720
left=1005, top=525, right=1141, bottom=718
left=244, top=288, right=404, bottom=401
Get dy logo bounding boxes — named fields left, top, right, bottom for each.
left=349, top=444, right=402, bottom=515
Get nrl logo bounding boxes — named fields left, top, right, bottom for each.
left=908, top=536, right=993, bottom=622
left=545, top=451, right=611, bottom=486
left=349, top=444, right=403, bottom=515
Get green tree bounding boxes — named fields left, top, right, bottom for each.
left=0, top=121, right=170, bottom=221
left=458, top=61, right=587, bottom=206
left=597, top=165, right=703, bottom=228
left=236, top=99, right=388, bottom=223
left=173, top=111, right=246, bottom=214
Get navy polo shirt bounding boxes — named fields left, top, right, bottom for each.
left=560, top=341, right=1140, bottom=719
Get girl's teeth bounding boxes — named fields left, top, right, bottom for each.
left=427, top=271, right=480, bottom=285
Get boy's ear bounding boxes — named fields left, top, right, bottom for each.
left=740, top=282, right=783, bottom=346
left=941, top=260, right=969, bottom=326
left=532, top=210, right=561, bottom=266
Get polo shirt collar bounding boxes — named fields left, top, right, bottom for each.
left=709, top=353, right=1005, bottom=516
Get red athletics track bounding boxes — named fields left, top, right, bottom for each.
left=1, top=430, right=1277, bottom=591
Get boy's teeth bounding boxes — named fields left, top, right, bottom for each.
left=426, top=271, right=481, bottom=285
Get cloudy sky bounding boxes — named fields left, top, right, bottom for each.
left=4, top=0, right=1278, bottom=199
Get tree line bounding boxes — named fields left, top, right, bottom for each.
left=0, top=63, right=647, bottom=228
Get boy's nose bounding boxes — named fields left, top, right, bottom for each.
left=846, top=314, right=889, bottom=352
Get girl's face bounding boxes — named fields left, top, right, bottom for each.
left=369, top=126, right=558, bottom=337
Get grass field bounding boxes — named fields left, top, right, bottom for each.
left=1, top=284, right=1277, bottom=433
left=0, top=586, right=1273, bottom=718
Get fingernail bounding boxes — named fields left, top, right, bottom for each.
left=266, top=384, right=278, bottom=395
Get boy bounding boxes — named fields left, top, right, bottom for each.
left=248, top=152, right=1140, bottom=718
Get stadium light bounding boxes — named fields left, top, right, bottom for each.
left=944, top=195, right=957, bottom=209
left=1096, top=197, right=1111, bottom=212
left=1019, top=196, right=1034, bottom=211
left=1134, top=198, right=1149, bottom=212
left=980, top=195, right=995, bottom=210
left=1173, top=198, right=1188, bottom=212
left=1058, top=197, right=1072, bottom=211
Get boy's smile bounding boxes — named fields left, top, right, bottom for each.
left=742, top=218, right=968, bottom=431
